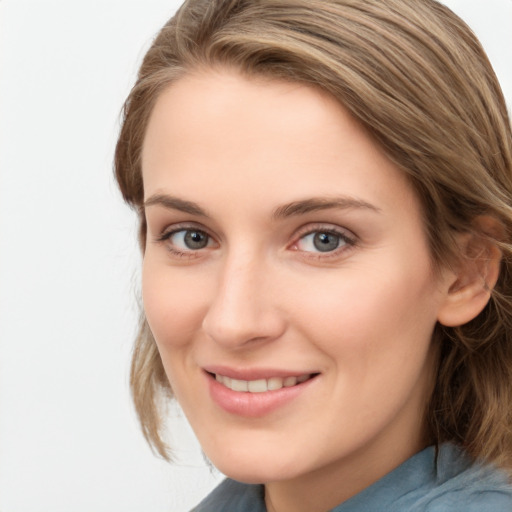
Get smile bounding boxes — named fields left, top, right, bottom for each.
left=214, top=373, right=313, bottom=393
left=206, top=369, right=319, bottom=416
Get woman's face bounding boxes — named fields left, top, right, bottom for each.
left=141, top=69, right=453, bottom=491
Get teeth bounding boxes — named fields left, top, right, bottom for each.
left=215, top=374, right=311, bottom=393
left=231, top=378, right=248, bottom=392
left=248, top=379, right=267, bottom=393
left=284, top=376, right=297, bottom=387
left=267, top=377, right=284, bottom=391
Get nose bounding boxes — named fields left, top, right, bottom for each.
left=202, top=252, right=286, bottom=349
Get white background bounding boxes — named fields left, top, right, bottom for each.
left=0, top=1, right=511, bottom=511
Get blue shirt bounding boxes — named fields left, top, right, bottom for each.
left=192, top=444, right=512, bottom=511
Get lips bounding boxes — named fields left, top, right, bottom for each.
left=205, top=368, right=319, bottom=417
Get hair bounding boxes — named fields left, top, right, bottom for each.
left=115, top=0, right=512, bottom=470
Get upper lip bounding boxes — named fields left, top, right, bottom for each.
left=203, top=365, right=318, bottom=381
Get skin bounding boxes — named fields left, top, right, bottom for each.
left=141, top=69, right=461, bottom=512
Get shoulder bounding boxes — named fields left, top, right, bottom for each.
left=191, top=478, right=266, bottom=512
left=414, top=446, right=512, bottom=512
left=339, top=444, right=512, bottom=512
left=422, top=482, right=512, bottom=512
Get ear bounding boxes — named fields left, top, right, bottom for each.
left=437, top=216, right=503, bottom=328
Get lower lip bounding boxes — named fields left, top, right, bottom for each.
left=206, top=373, right=316, bottom=418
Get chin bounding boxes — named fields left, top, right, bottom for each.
left=206, top=448, right=304, bottom=484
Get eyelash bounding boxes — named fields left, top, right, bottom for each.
left=154, top=223, right=357, bottom=260
left=290, top=224, right=357, bottom=260
left=155, top=224, right=215, bottom=259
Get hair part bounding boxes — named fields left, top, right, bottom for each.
left=115, top=0, right=512, bottom=469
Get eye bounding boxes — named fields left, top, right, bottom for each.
left=295, top=230, right=352, bottom=253
left=161, top=228, right=213, bottom=252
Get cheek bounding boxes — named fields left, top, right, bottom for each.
left=291, top=262, right=440, bottom=435
left=142, top=258, right=208, bottom=349
left=294, top=258, right=440, bottom=364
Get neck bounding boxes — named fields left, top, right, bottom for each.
left=264, top=429, right=428, bottom=512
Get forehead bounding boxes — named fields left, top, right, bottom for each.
left=142, top=69, right=356, bottom=165
left=141, top=68, right=417, bottom=217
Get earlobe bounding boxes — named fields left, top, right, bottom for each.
left=437, top=218, right=503, bottom=328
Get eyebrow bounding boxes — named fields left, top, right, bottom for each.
left=144, top=193, right=209, bottom=217
left=143, top=193, right=380, bottom=219
left=272, top=197, right=380, bottom=219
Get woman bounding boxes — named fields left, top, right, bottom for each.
left=115, top=0, right=512, bottom=510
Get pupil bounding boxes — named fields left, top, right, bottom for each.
left=313, top=232, right=339, bottom=252
left=184, top=230, right=208, bottom=249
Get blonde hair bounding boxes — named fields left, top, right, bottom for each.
left=115, top=0, right=512, bottom=469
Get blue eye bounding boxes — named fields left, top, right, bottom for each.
left=167, top=229, right=211, bottom=250
left=297, top=231, right=347, bottom=253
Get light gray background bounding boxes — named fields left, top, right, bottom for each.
left=0, top=1, right=511, bottom=511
